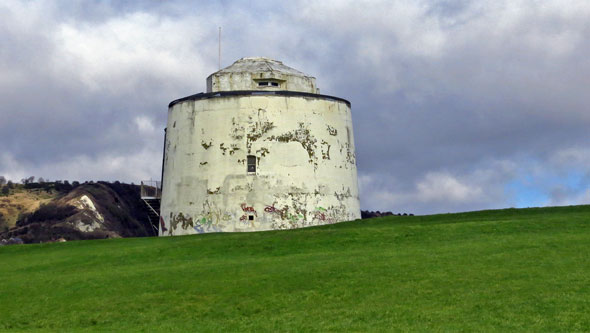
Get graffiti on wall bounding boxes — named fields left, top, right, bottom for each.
left=312, top=206, right=336, bottom=224
left=160, top=216, right=168, bottom=233
left=170, top=212, right=194, bottom=229
left=239, top=203, right=257, bottom=227
left=167, top=200, right=234, bottom=234
left=241, top=203, right=257, bottom=216
left=287, top=212, right=304, bottom=224
left=264, top=204, right=305, bottom=229
left=198, top=210, right=231, bottom=225
left=167, top=201, right=351, bottom=234
left=263, top=205, right=279, bottom=215
left=194, top=201, right=230, bottom=233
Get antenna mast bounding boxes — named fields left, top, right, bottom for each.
left=218, top=27, right=221, bottom=70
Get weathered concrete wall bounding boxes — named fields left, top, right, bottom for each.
left=160, top=94, right=360, bottom=235
left=207, top=72, right=317, bottom=94
left=206, top=57, right=317, bottom=94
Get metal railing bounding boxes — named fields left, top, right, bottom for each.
left=140, top=180, right=161, bottom=199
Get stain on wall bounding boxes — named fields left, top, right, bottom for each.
left=327, top=125, right=338, bottom=136
left=201, top=141, right=213, bottom=149
left=266, top=122, right=319, bottom=168
left=321, top=140, right=331, bottom=160
left=219, top=143, right=240, bottom=155
left=245, top=113, right=275, bottom=154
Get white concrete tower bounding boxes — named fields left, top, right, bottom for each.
left=160, top=57, right=360, bottom=235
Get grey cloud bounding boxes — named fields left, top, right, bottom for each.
left=1, top=0, right=589, bottom=214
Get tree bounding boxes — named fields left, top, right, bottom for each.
left=1, top=186, right=9, bottom=196
left=62, top=180, right=72, bottom=192
left=0, top=176, right=6, bottom=186
left=21, top=176, right=34, bottom=184
left=38, top=177, right=45, bottom=183
left=7, top=180, right=14, bottom=189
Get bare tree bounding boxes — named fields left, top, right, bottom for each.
left=21, top=176, right=35, bottom=184
left=0, top=176, right=6, bottom=186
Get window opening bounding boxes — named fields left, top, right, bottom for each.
left=248, top=215, right=254, bottom=221
left=247, top=155, right=256, bottom=173
left=258, top=81, right=280, bottom=87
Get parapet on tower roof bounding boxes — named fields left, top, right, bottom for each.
left=216, top=57, right=309, bottom=76
left=206, top=57, right=318, bottom=94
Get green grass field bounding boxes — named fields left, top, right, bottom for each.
left=1, top=206, right=589, bottom=331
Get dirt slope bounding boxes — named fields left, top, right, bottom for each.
left=0, top=189, right=57, bottom=231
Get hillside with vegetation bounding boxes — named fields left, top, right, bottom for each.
left=0, top=205, right=588, bottom=331
left=0, top=186, right=56, bottom=232
left=0, top=181, right=154, bottom=243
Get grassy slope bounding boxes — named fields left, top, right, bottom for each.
left=0, top=206, right=589, bottom=331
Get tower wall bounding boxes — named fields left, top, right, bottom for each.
left=207, top=71, right=317, bottom=93
left=160, top=92, right=360, bottom=235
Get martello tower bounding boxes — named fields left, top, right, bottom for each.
left=159, top=57, right=360, bottom=235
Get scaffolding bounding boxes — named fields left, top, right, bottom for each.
left=140, top=181, right=161, bottom=234
left=140, top=180, right=161, bottom=199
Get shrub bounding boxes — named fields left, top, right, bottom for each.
left=0, top=213, right=7, bottom=232
left=18, top=203, right=78, bottom=226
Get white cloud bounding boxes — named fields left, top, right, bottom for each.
left=416, top=172, right=484, bottom=202
left=0, top=153, right=24, bottom=182
left=1, top=0, right=590, bottom=214
left=52, top=11, right=215, bottom=95
left=549, top=187, right=590, bottom=207
left=134, top=116, right=156, bottom=134
left=359, top=159, right=518, bottom=214
left=0, top=149, right=161, bottom=184
left=577, top=190, right=590, bottom=205
left=550, top=147, right=590, bottom=168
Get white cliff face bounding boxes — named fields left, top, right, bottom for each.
left=160, top=57, right=360, bottom=236
left=70, top=195, right=104, bottom=232
left=73, top=219, right=102, bottom=232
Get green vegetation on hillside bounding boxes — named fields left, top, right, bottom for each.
left=0, top=180, right=82, bottom=231
left=0, top=205, right=589, bottom=331
left=1, top=181, right=154, bottom=242
left=0, top=187, right=56, bottom=231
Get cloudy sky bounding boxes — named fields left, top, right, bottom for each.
left=1, top=0, right=589, bottom=214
